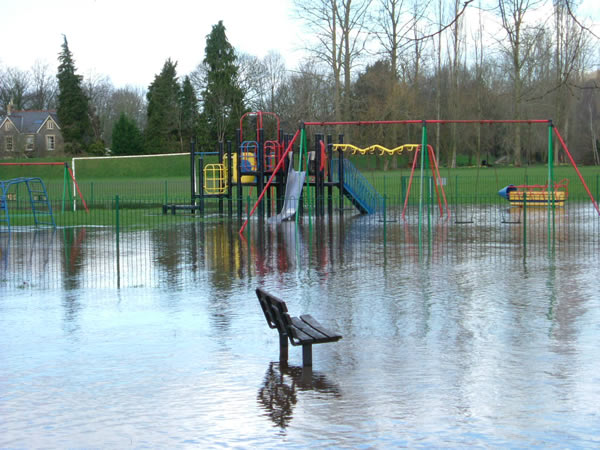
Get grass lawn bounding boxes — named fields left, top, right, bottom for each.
left=2, top=156, right=599, bottom=207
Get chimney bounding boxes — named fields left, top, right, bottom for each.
left=7, top=98, right=13, bottom=115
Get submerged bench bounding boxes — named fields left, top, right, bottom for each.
left=256, top=287, right=342, bottom=367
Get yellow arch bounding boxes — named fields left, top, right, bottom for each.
left=332, top=144, right=420, bottom=156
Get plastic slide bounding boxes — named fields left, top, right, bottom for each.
left=269, top=164, right=306, bottom=223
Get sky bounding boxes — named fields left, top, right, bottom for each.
left=0, top=0, right=303, bottom=88
left=1, top=0, right=599, bottom=90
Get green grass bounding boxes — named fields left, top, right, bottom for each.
left=2, top=156, right=599, bottom=208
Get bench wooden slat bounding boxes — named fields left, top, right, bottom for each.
left=299, top=315, right=342, bottom=342
left=290, top=316, right=331, bottom=342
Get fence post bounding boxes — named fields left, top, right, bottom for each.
left=115, top=195, right=120, bottom=287
left=523, top=192, right=527, bottom=258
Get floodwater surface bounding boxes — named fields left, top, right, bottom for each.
left=1, top=210, right=599, bottom=447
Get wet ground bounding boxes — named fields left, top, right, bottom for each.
left=1, top=208, right=599, bottom=447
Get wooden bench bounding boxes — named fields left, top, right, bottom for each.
left=256, top=287, right=342, bottom=367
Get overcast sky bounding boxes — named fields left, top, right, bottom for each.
left=1, top=0, right=598, bottom=90
left=1, top=0, right=303, bottom=88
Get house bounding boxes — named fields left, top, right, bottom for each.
left=0, top=102, right=64, bottom=158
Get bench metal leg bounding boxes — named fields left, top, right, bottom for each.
left=302, top=344, right=313, bottom=367
left=279, top=334, right=288, bottom=363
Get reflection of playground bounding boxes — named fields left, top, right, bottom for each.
left=257, top=361, right=341, bottom=429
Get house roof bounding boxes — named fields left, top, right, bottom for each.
left=1, top=110, right=60, bottom=133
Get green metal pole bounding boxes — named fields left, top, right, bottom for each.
left=165, top=180, right=168, bottom=206
left=115, top=195, right=120, bottom=245
left=115, top=194, right=121, bottom=289
left=523, top=192, right=527, bottom=257
left=61, top=164, right=68, bottom=213
left=296, top=128, right=307, bottom=230
left=383, top=194, right=387, bottom=251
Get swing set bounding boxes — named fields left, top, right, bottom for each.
left=239, top=118, right=600, bottom=237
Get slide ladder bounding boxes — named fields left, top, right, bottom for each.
left=331, top=158, right=383, bottom=214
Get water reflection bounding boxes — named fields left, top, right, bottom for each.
left=257, top=362, right=341, bottom=429
left=1, top=204, right=598, bottom=290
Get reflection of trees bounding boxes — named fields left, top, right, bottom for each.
left=257, top=362, right=341, bottom=429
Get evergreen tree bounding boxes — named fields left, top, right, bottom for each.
left=145, top=59, right=181, bottom=154
left=179, top=76, right=198, bottom=150
left=201, top=21, right=245, bottom=144
left=56, top=35, right=92, bottom=154
left=112, top=113, right=144, bottom=155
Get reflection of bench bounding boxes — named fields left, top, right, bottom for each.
left=256, top=288, right=342, bottom=367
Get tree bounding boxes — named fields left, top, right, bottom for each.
left=0, top=67, right=30, bottom=112
left=29, top=60, right=57, bottom=110
left=145, top=58, right=181, bottom=153
left=496, top=0, right=543, bottom=166
left=294, top=0, right=371, bottom=121
left=200, top=21, right=245, bottom=144
left=105, top=86, right=147, bottom=146
left=112, top=113, right=144, bottom=155
left=57, top=35, right=93, bottom=154
left=179, top=76, right=198, bottom=149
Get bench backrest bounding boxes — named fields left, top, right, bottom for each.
left=256, top=288, right=294, bottom=337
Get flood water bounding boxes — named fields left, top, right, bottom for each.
left=1, top=206, right=600, bottom=447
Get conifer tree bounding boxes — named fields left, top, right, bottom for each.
left=57, top=35, right=92, bottom=154
left=145, top=59, right=181, bottom=153
left=112, top=113, right=144, bottom=155
left=201, top=21, right=245, bottom=144
left=179, top=76, right=198, bottom=150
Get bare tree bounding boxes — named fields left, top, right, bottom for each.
left=0, top=67, right=30, bottom=112
left=293, top=0, right=371, bottom=120
left=263, top=51, right=287, bottom=113
left=236, top=52, right=268, bottom=111
left=83, top=72, right=114, bottom=142
left=29, top=60, right=57, bottom=110
left=374, top=0, right=412, bottom=81
left=551, top=0, right=590, bottom=162
left=496, top=0, right=544, bottom=166
left=448, top=0, right=465, bottom=168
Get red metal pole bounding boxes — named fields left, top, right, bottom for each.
left=553, top=127, right=600, bottom=216
left=303, top=119, right=552, bottom=127
left=427, top=145, right=450, bottom=219
left=402, top=148, right=420, bottom=220
left=239, top=129, right=301, bottom=235
left=0, top=162, right=65, bottom=166
left=66, top=165, right=89, bottom=213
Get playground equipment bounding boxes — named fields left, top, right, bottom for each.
left=0, top=177, right=56, bottom=231
left=498, top=179, right=569, bottom=207
left=164, top=111, right=291, bottom=217
left=161, top=112, right=599, bottom=250
left=0, top=162, right=88, bottom=213
left=332, top=143, right=450, bottom=220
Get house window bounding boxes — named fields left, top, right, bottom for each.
left=47, top=121, right=54, bottom=130
left=26, top=135, right=35, bottom=151
left=46, top=135, right=55, bottom=151
left=5, top=136, right=14, bottom=152
left=4, top=122, right=11, bottom=131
